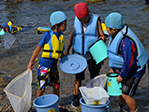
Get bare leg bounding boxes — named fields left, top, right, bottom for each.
left=53, top=86, right=60, bottom=106
left=53, top=86, right=60, bottom=97
left=71, top=79, right=81, bottom=108
left=36, top=89, right=45, bottom=98
left=122, top=94, right=137, bottom=112
left=119, top=95, right=125, bottom=104
left=73, top=79, right=81, bottom=95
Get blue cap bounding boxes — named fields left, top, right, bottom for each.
left=105, top=12, right=123, bottom=29
left=1, top=23, right=9, bottom=28
left=50, top=11, right=67, bottom=26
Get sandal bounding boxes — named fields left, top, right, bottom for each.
left=58, top=105, right=68, bottom=112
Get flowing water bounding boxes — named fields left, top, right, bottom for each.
left=0, top=0, right=149, bottom=112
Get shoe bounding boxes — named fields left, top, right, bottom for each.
left=59, top=105, right=68, bottom=112
left=71, top=95, right=80, bottom=108
left=119, top=103, right=128, bottom=112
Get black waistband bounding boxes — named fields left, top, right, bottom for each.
left=43, top=50, right=62, bottom=53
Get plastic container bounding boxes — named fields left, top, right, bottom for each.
left=0, top=29, right=5, bottom=37
left=80, top=98, right=111, bottom=112
left=107, top=73, right=122, bottom=96
left=79, top=87, right=109, bottom=105
left=89, top=39, right=108, bottom=64
left=59, top=54, right=87, bottom=74
left=33, top=94, right=59, bottom=112
left=86, top=74, right=107, bottom=88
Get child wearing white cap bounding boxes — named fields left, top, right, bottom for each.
left=105, top=12, right=148, bottom=112
left=27, top=11, right=67, bottom=112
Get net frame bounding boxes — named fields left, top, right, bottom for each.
left=3, top=70, right=32, bottom=112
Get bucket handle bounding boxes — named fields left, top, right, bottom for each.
left=106, top=105, right=111, bottom=112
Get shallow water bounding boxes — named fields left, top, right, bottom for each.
left=0, top=0, right=149, bottom=112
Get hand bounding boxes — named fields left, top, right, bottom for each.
left=5, top=28, right=9, bottom=32
left=61, top=54, right=65, bottom=58
left=99, top=36, right=106, bottom=42
left=117, top=75, right=123, bottom=83
left=27, top=62, right=34, bottom=70
left=109, top=69, right=114, bottom=73
left=64, top=51, right=69, bottom=56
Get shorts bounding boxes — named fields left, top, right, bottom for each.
left=37, top=65, right=60, bottom=90
left=122, top=75, right=143, bottom=96
left=75, top=57, right=103, bottom=80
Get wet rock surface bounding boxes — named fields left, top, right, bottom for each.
left=0, top=58, right=149, bottom=112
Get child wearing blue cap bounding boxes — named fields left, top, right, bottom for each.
left=105, top=12, right=148, bottom=112
left=27, top=11, right=67, bottom=112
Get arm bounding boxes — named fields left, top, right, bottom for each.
left=64, top=27, right=74, bottom=55
left=0, top=25, right=4, bottom=29
left=117, top=38, right=137, bottom=83
left=27, top=45, right=42, bottom=70
left=97, top=18, right=106, bottom=42
left=0, top=25, right=6, bottom=32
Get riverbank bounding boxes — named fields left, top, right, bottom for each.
left=0, top=56, right=149, bottom=112
left=0, top=0, right=149, bottom=112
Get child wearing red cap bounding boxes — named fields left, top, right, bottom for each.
left=65, top=2, right=106, bottom=108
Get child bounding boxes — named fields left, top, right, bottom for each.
left=27, top=11, right=67, bottom=112
left=65, top=2, right=106, bottom=108
left=0, top=23, right=10, bottom=43
left=0, top=21, right=22, bottom=37
left=105, top=12, right=148, bottom=112
left=0, top=23, right=10, bottom=36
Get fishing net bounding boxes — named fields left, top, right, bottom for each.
left=86, top=74, right=107, bottom=88
left=4, top=32, right=16, bottom=49
left=3, top=70, right=32, bottom=112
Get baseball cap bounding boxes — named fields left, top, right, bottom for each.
left=105, top=12, right=123, bottom=29
left=50, top=11, right=67, bottom=26
left=74, top=2, right=89, bottom=19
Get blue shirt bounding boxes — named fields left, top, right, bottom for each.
left=38, top=31, right=64, bottom=68
left=119, top=37, right=146, bottom=78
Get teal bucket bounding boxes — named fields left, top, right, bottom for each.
left=107, top=73, right=122, bottom=96
left=89, top=39, right=108, bottom=64
left=0, top=29, right=5, bottom=37
left=33, top=94, right=59, bottom=112
left=80, top=98, right=111, bottom=112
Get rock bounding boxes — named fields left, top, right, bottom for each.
left=145, top=0, right=149, bottom=4
left=85, top=0, right=105, bottom=3
left=0, top=95, right=3, bottom=100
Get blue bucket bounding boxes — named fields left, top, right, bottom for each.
left=80, top=98, right=111, bottom=112
left=107, top=73, right=122, bottom=96
left=89, top=39, right=108, bottom=64
left=33, top=94, right=59, bottom=112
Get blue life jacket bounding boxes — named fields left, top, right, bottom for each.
left=108, top=25, right=149, bottom=72
left=72, top=15, right=99, bottom=56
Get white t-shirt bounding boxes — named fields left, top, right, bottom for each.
left=82, top=20, right=99, bottom=60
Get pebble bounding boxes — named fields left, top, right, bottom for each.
left=0, top=95, right=3, bottom=100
